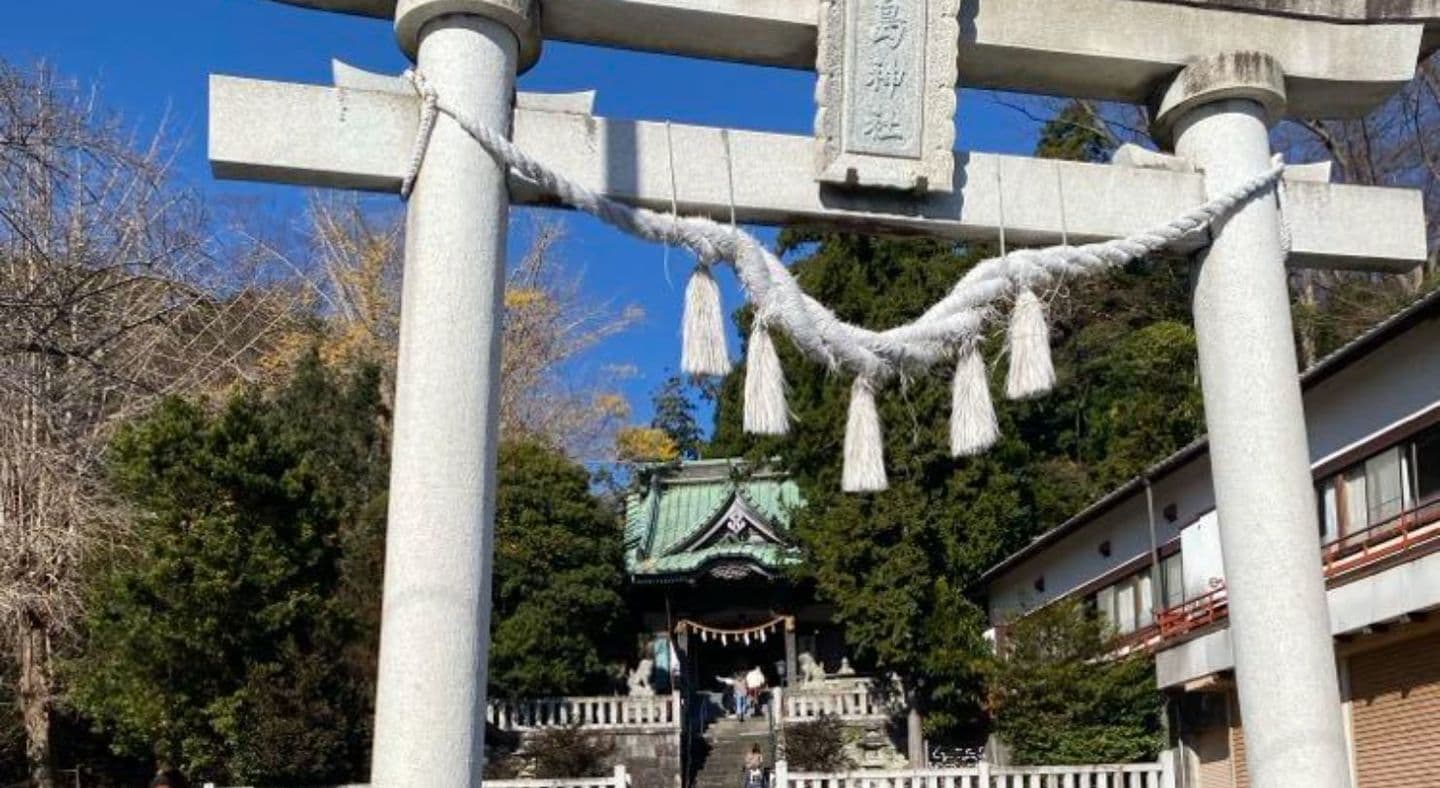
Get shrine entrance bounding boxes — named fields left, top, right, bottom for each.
left=211, top=2, right=1438, bottom=786
left=679, top=616, right=790, bottom=720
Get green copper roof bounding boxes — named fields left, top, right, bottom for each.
left=624, top=459, right=804, bottom=581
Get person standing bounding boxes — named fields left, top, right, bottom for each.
left=745, top=665, right=766, bottom=716
left=743, top=744, right=767, bottom=788
left=732, top=670, right=749, bottom=720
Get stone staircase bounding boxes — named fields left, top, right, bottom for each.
left=691, top=717, right=772, bottom=788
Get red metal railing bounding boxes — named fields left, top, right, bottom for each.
left=1152, top=498, right=1440, bottom=643
left=1156, top=582, right=1228, bottom=639
left=1108, top=623, right=1162, bottom=653
left=1321, top=496, right=1440, bottom=578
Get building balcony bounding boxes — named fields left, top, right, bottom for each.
left=1151, top=498, right=1440, bottom=689
left=1152, top=497, right=1440, bottom=648
left=1321, top=495, right=1440, bottom=579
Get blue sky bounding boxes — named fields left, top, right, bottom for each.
left=2, top=0, right=1047, bottom=434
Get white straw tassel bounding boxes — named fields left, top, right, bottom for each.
left=1006, top=289, right=1056, bottom=400
left=843, top=377, right=888, bottom=493
left=951, top=345, right=1000, bottom=456
left=681, top=265, right=730, bottom=376
left=744, top=323, right=789, bottom=435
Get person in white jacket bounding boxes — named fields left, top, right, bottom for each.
left=745, top=666, right=766, bottom=716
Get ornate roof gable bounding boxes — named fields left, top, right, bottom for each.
left=670, top=491, right=789, bottom=556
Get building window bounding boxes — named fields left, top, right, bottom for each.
left=1315, top=425, right=1440, bottom=541
left=1160, top=552, right=1184, bottom=610
left=1317, top=479, right=1339, bottom=544
left=1092, top=570, right=1157, bottom=636
left=1365, top=446, right=1408, bottom=525
left=1415, top=427, right=1440, bottom=504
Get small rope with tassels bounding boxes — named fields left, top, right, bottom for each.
left=400, top=69, right=1291, bottom=493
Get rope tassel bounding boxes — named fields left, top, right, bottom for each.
left=744, top=322, right=789, bottom=435
left=401, top=69, right=1291, bottom=493
left=681, top=264, right=730, bottom=376
left=843, top=377, right=888, bottom=493
left=951, top=345, right=1000, bottom=456
left=1006, top=289, right=1056, bottom=400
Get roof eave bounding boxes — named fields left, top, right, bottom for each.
left=972, top=288, right=1440, bottom=592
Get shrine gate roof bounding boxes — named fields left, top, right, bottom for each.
left=624, top=458, right=805, bottom=582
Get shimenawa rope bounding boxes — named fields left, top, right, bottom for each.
left=400, top=69, right=1291, bottom=492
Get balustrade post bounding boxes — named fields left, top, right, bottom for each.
left=614, top=763, right=628, bottom=788
left=776, top=759, right=789, bottom=788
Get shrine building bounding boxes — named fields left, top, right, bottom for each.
left=623, top=458, right=855, bottom=703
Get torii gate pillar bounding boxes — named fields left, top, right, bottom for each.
left=1155, top=53, right=1348, bottom=788
left=371, top=2, right=537, bottom=787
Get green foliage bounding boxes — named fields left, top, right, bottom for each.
left=782, top=715, right=852, bottom=772
left=984, top=599, right=1163, bottom=764
left=701, top=104, right=1220, bottom=742
left=710, top=235, right=1007, bottom=737
left=649, top=374, right=709, bottom=459
left=526, top=726, right=616, bottom=778
left=67, top=352, right=388, bottom=784
left=489, top=440, right=628, bottom=700
left=1293, top=272, right=1440, bottom=362
left=1034, top=101, right=1113, bottom=164
left=66, top=349, right=627, bottom=782
left=707, top=221, right=1201, bottom=738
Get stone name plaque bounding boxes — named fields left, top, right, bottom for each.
left=815, top=0, right=958, bottom=192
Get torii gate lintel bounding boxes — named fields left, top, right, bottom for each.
left=209, top=72, right=1427, bottom=273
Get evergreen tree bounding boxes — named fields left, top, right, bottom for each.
left=709, top=234, right=1004, bottom=737
left=984, top=599, right=1163, bottom=764
left=649, top=374, right=706, bottom=459
left=706, top=106, right=1207, bottom=740
left=488, top=440, right=628, bottom=700
left=68, top=349, right=629, bottom=781
left=68, top=353, right=388, bottom=784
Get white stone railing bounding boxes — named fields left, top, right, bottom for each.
left=215, top=768, right=633, bottom=788
left=777, top=757, right=1175, bottom=788
left=781, top=683, right=893, bottom=721
left=487, top=765, right=630, bottom=788
left=487, top=693, right=681, bottom=731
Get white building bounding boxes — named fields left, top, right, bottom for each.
left=977, top=289, right=1440, bottom=788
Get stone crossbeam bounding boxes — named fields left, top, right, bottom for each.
left=268, top=0, right=1430, bottom=118
left=210, top=75, right=1427, bottom=273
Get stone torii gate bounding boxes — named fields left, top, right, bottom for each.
left=211, top=2, right=1435, bottom=787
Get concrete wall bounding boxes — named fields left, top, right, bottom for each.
left=507, top=728, right=681, bottom=788
left=986, top=313, right=1440, bottom=627
left=1304, top=322, right=1440, bottom=465
left=988, top=458, right=1212, bottom=624
left=611, top=730, right=682, bottom=788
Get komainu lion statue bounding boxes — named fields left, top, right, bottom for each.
left=797, top=652, right=827, bottom=685
left=627, top=657, right=655, bottom=696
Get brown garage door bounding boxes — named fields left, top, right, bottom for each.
left=1194, top=721, right=1232, bottom=788
left=1349, top=630, right=1440, bottom=788
left=1228, top=692, right=1249, bottom=788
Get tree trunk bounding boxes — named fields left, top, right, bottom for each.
left=906, top=702, right=924, bottom=767
left=1297, top=270, right=1318, bottom=369
left=18, top=618, right=54, bottom=788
